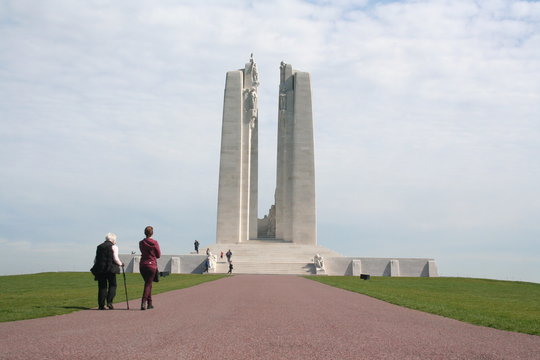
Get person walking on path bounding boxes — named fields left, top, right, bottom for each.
left=91, top=233, right=123, bottom=310
left=228, top=261, right=233, bottom=274
left=194, top=240, right=199, bottom=254
left=226, top=249, right=232, bottom=263
left=139, top=226, right=161, bottom=310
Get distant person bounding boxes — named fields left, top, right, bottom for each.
left=226, top=249, right=232, bottom=263
left=220, top=251, right=224, bottom=259
left=139, top=226, right=161, bottom=310
left=206, top=248, right=210, bottom=256
left=194, top=239, right=199, bottom=254
left=91, top=233, right=123, bottom=310
left=228, top=261, right=233, bottom=275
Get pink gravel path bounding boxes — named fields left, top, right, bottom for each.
left=1, top=275, right=539, bottom=359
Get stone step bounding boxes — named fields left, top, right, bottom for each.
left=199, top=242, right=339, bottom=275
left=212, top=261, right=315, bottom=275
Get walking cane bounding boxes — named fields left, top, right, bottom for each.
left=121, top=264, right=129, bottom=310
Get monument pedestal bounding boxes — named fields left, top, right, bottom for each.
left=202, top=241, right=340, bottom=275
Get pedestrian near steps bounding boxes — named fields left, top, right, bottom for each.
left=139, top=226, right=161, bottom=310
left=228, top=262, right=233, bottom=274
left=226, top=249, right=232, bottom=263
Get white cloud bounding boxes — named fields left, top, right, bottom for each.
left=0, top=0, right=539, bottom=282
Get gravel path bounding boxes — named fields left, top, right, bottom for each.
left=1, top=275, right=539, bottom=359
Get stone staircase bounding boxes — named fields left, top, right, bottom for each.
left=201, top=240, right=341, bottom=275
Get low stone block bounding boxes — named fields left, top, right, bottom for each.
left=352, top=260, right=362, bottom=276
left=390, top=259, right=400, bottom=277
left=170, top=257, right=181, bottom=274
left=428, top=260, right=439, bottom=277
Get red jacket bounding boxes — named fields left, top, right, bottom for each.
left=139, top=237, right=161, bottom=268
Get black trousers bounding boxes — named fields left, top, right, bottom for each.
left=97, top=273, right=117, bottom=308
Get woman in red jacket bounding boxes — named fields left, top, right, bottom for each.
left=139, top=225, right=161, bottom=310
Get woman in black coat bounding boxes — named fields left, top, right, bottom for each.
left=91, top=233, right=123, bottom=310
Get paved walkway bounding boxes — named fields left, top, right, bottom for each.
left=1, top=275, right=539, bottom=359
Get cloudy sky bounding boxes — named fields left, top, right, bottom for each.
left=1, top=0, right=539, bottom=282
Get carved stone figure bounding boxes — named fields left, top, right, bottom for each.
left=314, top=253, right=324, bottom=270
left=252, top=62, right=259, bottom=84
left=249, top=88, right=257, bottom=110
left=279, top=93, right=287, bottom=111
left=280, top=61, right=286, bottom=84
left=266, top=204, right=276, bottom=236
left=243, top=88, right=257, bottom=129
left=208, top=253, right=217, bottom=270
left=249, top=53, right=259, bottom=86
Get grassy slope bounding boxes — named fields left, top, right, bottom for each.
left=0, top=272, right=227, bottom=322
left=306, top=276, right=540, bottom=336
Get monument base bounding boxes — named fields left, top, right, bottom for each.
left=120, top=241, right=438, bottom=277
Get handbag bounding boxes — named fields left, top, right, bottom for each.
left=153, top=269, right=160, bottom=282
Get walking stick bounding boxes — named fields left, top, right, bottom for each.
left=121, top=264, right=129, bottom=310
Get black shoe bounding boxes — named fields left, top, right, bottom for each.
left=98, top=306, right=106, bottom=310
left=107, top=304, right=114, bottom=310
left=147, top=304, right=154, bottom=309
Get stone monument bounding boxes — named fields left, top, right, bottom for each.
left=120, top=56, right=438, bottom=277
left=216, top=56, right=316, bottom=245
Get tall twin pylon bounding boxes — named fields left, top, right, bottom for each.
left=216, top=56, right=316, bottom=245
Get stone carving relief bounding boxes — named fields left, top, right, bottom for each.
left=252, top=63, right=259, bottom=86
left=257, top=204, right=276, bottom=238
left=244, top=87, right=258, bottom=129
left=249, top=88, right=257, bottom=109
left=207, top=252, right=217, bottom=271
left=249, top=53, right=259, bottom=87
left=243, top=88, right=258, bottom=110
left=279, top=93, right=287, bottom=111
left=266, top=204, right=276, bottom=237
left=314, top=254, right=324, bottom=270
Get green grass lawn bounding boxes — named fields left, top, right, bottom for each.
left=306, top=276, right=540, bottom=336
left=0, top=272, right=227, bottom=322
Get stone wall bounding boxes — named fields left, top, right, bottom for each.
left=119, top=254, right=207, bottom=274
left=325, top=257, right=438, bottom=277
left=119, top=254, right=438, bottom=277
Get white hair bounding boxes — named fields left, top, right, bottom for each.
left=105, top=232, right=117, bottom=244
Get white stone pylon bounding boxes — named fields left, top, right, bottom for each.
left=275, top=62, right=316, bottom=245
left=216, top=58, right=258, bottom=244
